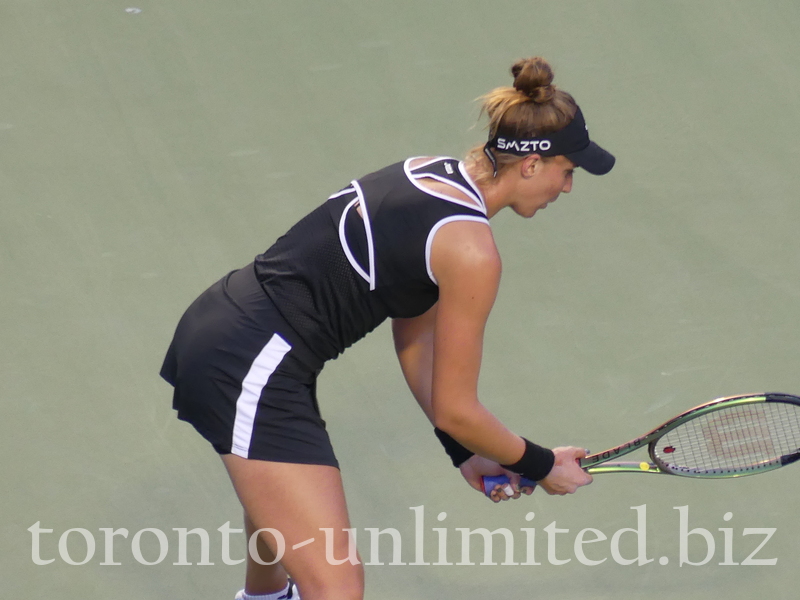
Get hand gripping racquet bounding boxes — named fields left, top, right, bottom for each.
left=482, top=392, right=800, bottom=496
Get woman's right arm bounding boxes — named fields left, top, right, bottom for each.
left=394, top=219, right=590, bottom=495
left=426, top=221, right=525, bottom=464
left=426, top=219, right=591, bottom=495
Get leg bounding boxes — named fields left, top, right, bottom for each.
left=243, top=511, right=291, bottom=595
left=222, top=454, right=364, bottom=600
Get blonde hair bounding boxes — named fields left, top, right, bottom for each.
left=466, top=57, right=578, bottom=185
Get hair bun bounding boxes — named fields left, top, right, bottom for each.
left=511, top=57, right=556, bottom=104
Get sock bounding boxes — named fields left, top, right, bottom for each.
left=234, top=580, right=295, bottom=600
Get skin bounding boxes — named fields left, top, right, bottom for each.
left=396, top=154, right=588, bottom=500
left=220, top=153, right=591, bottom=600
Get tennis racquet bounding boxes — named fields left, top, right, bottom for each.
left=482, top=392, right=800, bottom=497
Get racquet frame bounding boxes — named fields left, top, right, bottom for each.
left=579, top=392, right=800, bottom=478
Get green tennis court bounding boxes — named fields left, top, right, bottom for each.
left=2, top=1, right=800, bottom=598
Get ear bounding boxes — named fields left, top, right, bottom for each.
left=520, top=154, right=542, bottom=179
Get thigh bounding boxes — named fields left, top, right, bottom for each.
left=221, top=455, right=363, bottom=600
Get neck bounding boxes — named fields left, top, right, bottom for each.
left=465, top=162, right=514, bottom=219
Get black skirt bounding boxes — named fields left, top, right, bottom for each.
left=160, top=264, right=338, bottom=468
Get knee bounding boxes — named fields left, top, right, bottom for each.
left=295, top=563, right=364, bottom=600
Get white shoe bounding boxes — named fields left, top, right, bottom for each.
left=234, top=579, right=298, bottom=600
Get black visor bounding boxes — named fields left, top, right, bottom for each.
left=484, top=106, right=615, bottom=176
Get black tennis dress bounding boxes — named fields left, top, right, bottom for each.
left=160, top=157, right=490, bottom=466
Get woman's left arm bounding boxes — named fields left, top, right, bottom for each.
left=392, top=305, right=438, bottom=423
left=393, top=304, right=524, bottom=499
left=393, top=220, right=529, bottom=498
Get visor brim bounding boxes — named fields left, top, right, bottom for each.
left=565, top=141, right=615, bottom=176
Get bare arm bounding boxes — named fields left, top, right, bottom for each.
left=426, top=220, right=526, bottom=464
left=393, top=219, right=523, bottom=463
left=392, top=304, right=437, bottom=423
left=393, top=219, right=592, bottom=496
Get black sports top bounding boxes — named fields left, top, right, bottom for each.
left=253, top=157, right=490, bottom=364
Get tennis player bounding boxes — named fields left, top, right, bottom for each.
left=161, top=56, right=614, bottom=600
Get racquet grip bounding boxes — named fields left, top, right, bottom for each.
left=481, top=475, right=537, bottom=497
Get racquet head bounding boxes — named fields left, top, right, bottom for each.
left=650, top=393, right=800, bottom=477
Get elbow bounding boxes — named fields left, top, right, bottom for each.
left=432, top=406, right=472, bottom=436
left=431, top=388, right=482, bottom=435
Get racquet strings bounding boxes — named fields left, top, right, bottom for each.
left=653, top=402, right=800, bottom=475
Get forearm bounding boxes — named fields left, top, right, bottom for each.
left=396, top=317, right=554, bottom=478
left=392, top=312, right=436, bottom=423
left=433, top=400, right=525, bottom=465
left=394, top=319, right=527, bottom=464
left=394, top=315, right=527, bottom=467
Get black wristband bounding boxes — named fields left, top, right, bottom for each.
left=500, top=438, right=555, bottom=481
left=434, top=428, right=475, bottom=467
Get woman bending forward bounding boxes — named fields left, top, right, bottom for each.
left=161, top=56, right=615, bottom=600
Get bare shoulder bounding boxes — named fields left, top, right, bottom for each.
left=430, top=219, right=501, bottom=286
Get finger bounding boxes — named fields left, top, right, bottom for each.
left=491, top=485, right=511, bottom=502
left=503, top=483, right=522, bottom=499
left=502, top=485, right=519, bottom=501
left=501, top=472, right=521, bottom=497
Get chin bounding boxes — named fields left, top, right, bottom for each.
left=525, top=207, right=541, bottom=218
left=513, top=206, right=538, bottom=218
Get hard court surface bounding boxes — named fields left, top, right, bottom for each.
left=2, top=1, right=800, bottom=598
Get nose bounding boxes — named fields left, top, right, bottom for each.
left=563, top=177, right=573, bottom=194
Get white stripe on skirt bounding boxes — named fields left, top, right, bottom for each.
left=231, top=333, right=292, bottom=458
